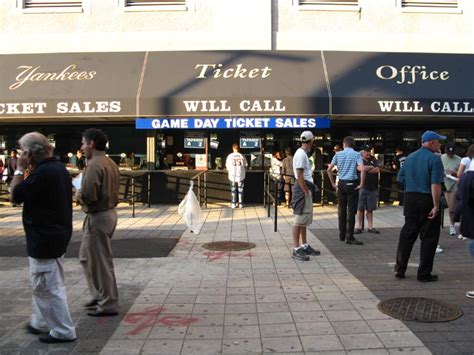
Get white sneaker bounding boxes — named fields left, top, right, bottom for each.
left=466, top=291, right=474, bottom=299
left=231, top=203, right=236, bottom=209
left=458, top=234, right=468, bottom=240
left=449, top=225, right=457, bottom=236
left=436, top=245, right=443, bottom=253
left=238, top=203, right=243, bottom=208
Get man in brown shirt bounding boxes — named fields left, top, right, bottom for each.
left=77, top=128, right=120, bottom=317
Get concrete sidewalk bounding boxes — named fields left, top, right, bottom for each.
left=0, top=203, right=443, bottom=354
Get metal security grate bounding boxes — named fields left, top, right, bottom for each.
left=24, top=1, right=82, bottom=8
left=201, top=241, right=256, bottom=251
left=401, top=0, right=458, bottom=8
left=378, top=297, right=462, bottom=322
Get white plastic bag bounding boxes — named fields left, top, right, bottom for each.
left=178, top=181, right=203, bottom=234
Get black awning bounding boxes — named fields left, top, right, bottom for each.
left=137, top=51, right=329, bottom=117
left=2, top=50, right=474, bottom=122
left=325, top=51, right=474, bottom=116
left=0, top=52, right=145, bottom=120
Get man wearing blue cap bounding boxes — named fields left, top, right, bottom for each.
left=394, top=130, right=445, bottom=282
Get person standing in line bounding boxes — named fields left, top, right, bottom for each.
left=455, top=144, right=474, bottom=240
left=454, top=160, right=474, bottom=298
left=354, top=145, right=380, bottom=235
left=394, top=130, right=445, bottom=282
left=291, top=131, right=320, bottom=261
left=441, top=142, right=461, bottom=237
left=282, top=147, right=294, bottom=208
left=225, top=143, right=247, bottom=209
left=10, top=132, right=76, bottom=344
left=392, top=147, right=407, bottom=206
left=5, top=149, right=18, bottom=185
left=270, top=150, right=284, bottom=205
left=75, top=149, right=85, bottom=170
left=327, top=136, right=366, bottom=245
left=457, top=144, right=474, bottom=180
left=77, top=128, right=120, bottom=317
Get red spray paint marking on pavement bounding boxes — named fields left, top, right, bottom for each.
left=158, top=315, right=200, bottom=326
left=122, top=306, right=201, bottom=335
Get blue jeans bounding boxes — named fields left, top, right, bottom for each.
left=230, top=181, right=244, bottom=205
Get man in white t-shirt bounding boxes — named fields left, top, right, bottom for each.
left=225, top=143, right=248, bottom=208
left=291, top=131, right=321, bottom=261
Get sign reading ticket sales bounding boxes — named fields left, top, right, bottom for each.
left=136, top=117, right=330, bottom=130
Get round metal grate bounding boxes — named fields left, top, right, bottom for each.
left=201, top=241, right=256, bottom=251
left=378, top=297, right=463, bottom=323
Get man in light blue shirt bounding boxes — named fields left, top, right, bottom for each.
left=327, top=136, right=366, bottom=245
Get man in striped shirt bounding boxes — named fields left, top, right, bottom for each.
left=327, top=136, right=366, bottom=245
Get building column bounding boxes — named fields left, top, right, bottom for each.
left=146, top=130, right=155, bottom=170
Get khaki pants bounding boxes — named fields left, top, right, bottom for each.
left=79, top=209, right=119, bottom=313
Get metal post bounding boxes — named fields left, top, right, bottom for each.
left=204, top=172, right=208, bottom=209
left=147, top=173, right=151, bottom=208
left=321, top=171, right=325, bottom=207
left=197, top=175, right=201, bottom=205
left=274, top=176, right=278, bottom=232
left=132, top=176, right=135, bottom=218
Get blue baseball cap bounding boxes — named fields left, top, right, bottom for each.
left=421, top=130, right=446, bottom=143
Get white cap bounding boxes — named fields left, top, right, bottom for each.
left=300, top=131, right=314, bottom=142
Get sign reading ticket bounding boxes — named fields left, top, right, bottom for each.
left=136, top=117, right=330, bottom=130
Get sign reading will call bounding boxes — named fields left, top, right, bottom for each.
left=136, top=117, right=330, bottom=130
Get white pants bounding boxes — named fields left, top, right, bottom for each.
left=29, top=256, right=76, bottom=340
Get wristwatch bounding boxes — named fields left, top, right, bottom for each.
left=14, top=170, right=24, bottom=176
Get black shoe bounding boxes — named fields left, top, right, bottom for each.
left=354, top=228, right=363, bottom=235
left=346, top=239, right=364, bottom=245
left=87, top=309, right=118, bottom=317
left=84, top=299, right=99, bottom=309
left=394, top=272, right=405, bottom=279
left=292, top=248, right=309, bottom=261
left=303, top=244, right=321, bottom=256
left=367, top=228, right=380, bottom=234
left=417, top=274, right=438, bottom=282
left=38, top=334, right=76, bottom=344
left=25, top=324, right=49, bottom=335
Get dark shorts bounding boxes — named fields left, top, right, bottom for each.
left=358, top=188, right=377, bottom=211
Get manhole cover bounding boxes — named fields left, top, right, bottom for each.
left=201, top=241, right=256, bottom=251
left=378, top=297, right=462, bottom=322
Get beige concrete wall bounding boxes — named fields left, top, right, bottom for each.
left=0, top=0, right=272, bottom=53
left=276, top=0, right=474, bottom=53
left=0, top=0, right=472, bottom=54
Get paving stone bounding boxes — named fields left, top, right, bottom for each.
left=260, top=323, right=297, bottom=338
left=181, top=339, right=222, bottom=354
left=224, top=313, right=258, bottom=326
left=141, top=339, right=184, bottom=354
left=258, top=311, right=293, bottom=324
left=300, top=335, right=344, bottom=352
left=261, top=336, right=303, bottom=353
left=332, top=320, right=372, bottom=334
left=339, top=333, right=385, bottom=350
left=222, top=338, right=262, bottom=353
left=223, top=325, right=260, bottom=339
left=377, top=331, right=425, bottom=348
left=148, top=326, right=188, bottom=339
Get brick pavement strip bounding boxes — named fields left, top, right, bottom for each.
left=0, top=204, right=447, bottom=354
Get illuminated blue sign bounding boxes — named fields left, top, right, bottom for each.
left=240, top=137, right=261, bottom=149
left=184, top=138, right=205, bottom=149
left=136, top=117, right=330, bottom=129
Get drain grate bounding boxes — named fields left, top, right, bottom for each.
left=378, top=297, right=462, bottom=323
left=201, top=241, right=256, bottom=251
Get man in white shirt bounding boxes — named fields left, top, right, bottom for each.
left=291, top=131, right=321, bottom=261
left=225, top=143, right=248, bottom=208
